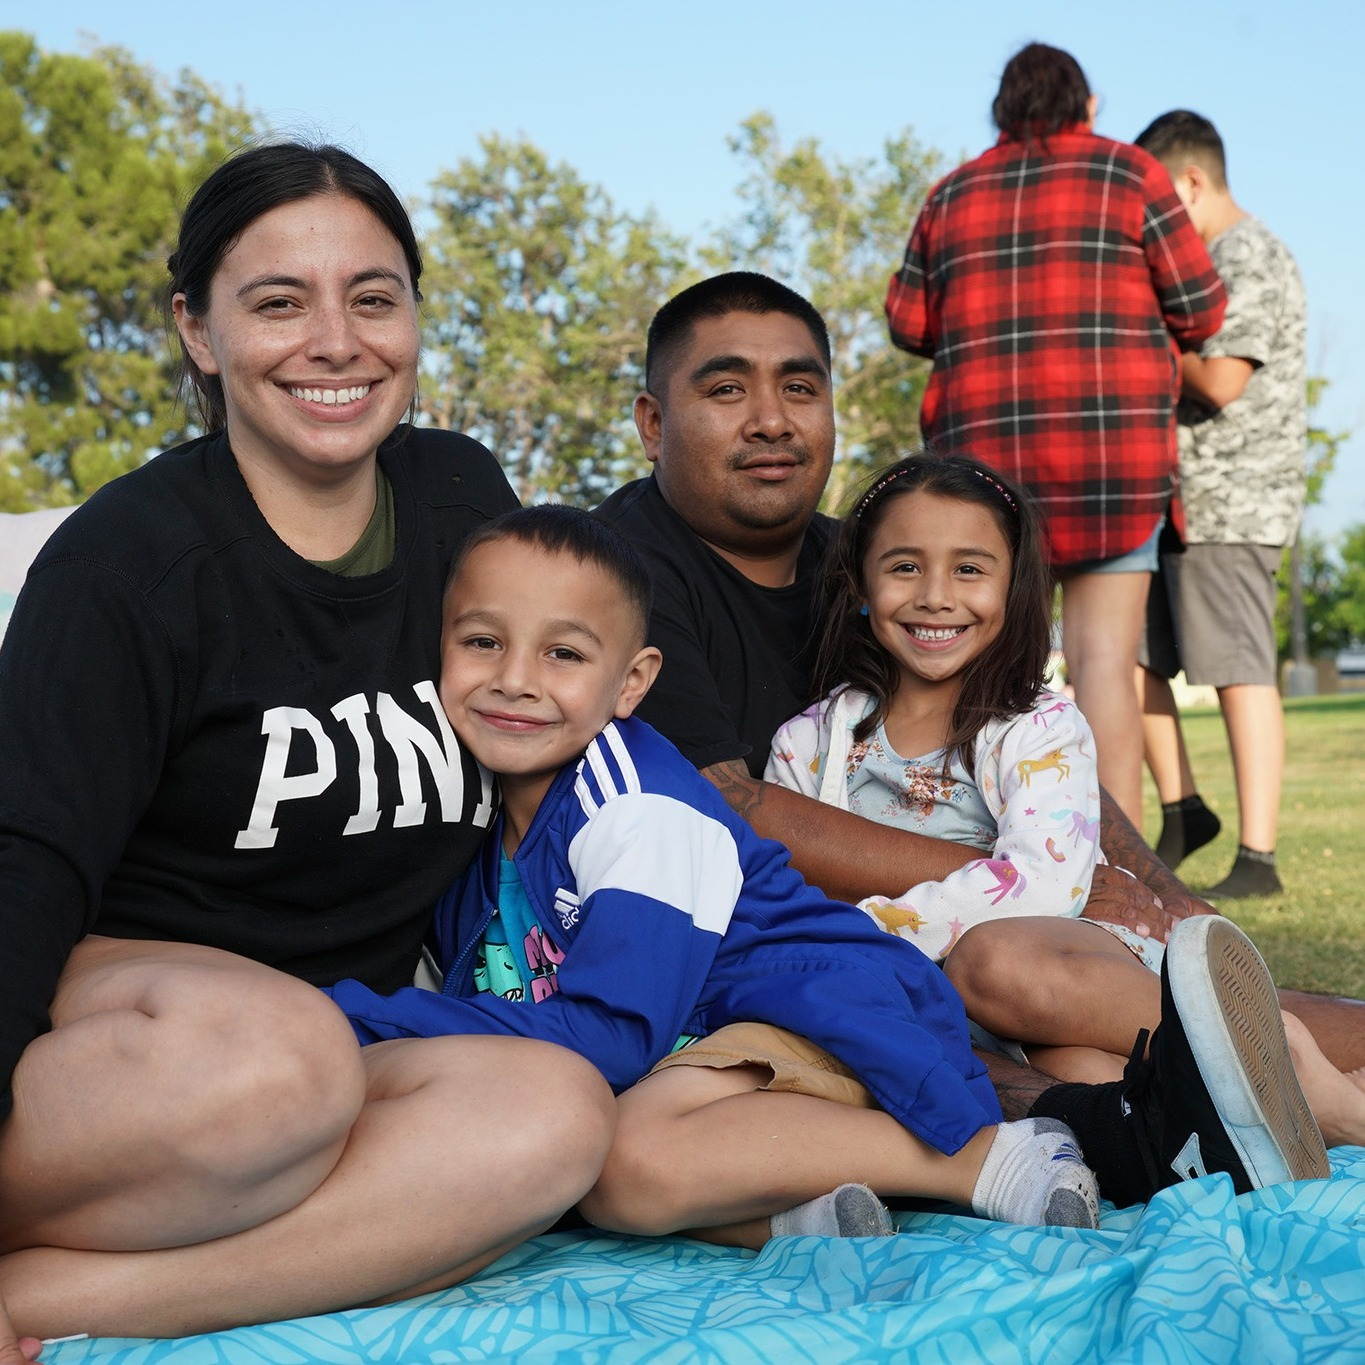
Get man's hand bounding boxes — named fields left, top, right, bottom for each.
left=1081, top=863, right=1192, bottom=944
left=1145, top=880, right=1217, bottom=927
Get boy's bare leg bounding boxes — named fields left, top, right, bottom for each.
left=2, top=1033, right=614, bottom=1340
left=0, top=1295, right=36, bottom=1365
left=580, top=1064, right=995, bottom=1251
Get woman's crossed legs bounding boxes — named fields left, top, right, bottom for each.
left=0, top=937, right=615, bottom=1341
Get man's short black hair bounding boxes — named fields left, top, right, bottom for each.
left=644, top=271, right=831, bottom=397
left=1135, top=110, right=1228, bottom=190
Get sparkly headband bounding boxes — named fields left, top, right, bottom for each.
left=852, top=462, right=1018, bottom=519
left=851, top=466, right=916, bottom=519
left=969, top=466, right=1018, bottom=510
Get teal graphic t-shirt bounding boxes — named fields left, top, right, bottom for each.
left=473, top=854, right=565, bottom=1002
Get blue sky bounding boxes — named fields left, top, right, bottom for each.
left=22, top=0, right=1365, bottom=539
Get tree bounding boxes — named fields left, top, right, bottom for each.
left=705, top=113, right=945, bottom=511
left=1326, top=523, right=1365, bottom=646
left=1280, top=531, right=1351, bottom=658
left=419, top=137, right=687, bottom=505
left=1276, top=377, right=1350, bottom=659
left=0, top=33, right=256, bottom=510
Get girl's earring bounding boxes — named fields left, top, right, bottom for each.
left=858, top=604, right=870, bottom=617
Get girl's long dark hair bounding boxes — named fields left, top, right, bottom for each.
left=810, top=451, right=1052, bottom=768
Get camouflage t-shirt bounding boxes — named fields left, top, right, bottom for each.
left=1177, top=216, right=1306, bottom=545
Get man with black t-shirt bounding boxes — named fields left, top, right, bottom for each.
left=598, top=272, right=1355, bottom=1209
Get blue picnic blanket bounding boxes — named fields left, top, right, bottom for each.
left=46, top=1146, right=1365, bottom=1364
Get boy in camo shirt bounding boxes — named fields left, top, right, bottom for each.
left=1136, top=110, right=1307, bottom=899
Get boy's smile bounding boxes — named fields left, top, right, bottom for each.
left=439, top=538, right=660, bottom=846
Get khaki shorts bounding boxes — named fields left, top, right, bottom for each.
left=1142, top=544, right=1282, bottom=687
left=647, top=1022, right=876, bottom=1110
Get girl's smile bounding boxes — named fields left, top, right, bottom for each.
left=902, top=624, right=970, bottom=647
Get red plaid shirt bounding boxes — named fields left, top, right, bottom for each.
left=886, top=128, right=1226, bottom=567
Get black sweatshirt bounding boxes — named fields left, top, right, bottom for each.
left=0, top=425, right=517, bottom=1116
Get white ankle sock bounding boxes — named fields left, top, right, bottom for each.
left=769, top=1183, right=895, bottom=1238
left=972, top=1118, right=1099, bottom=1228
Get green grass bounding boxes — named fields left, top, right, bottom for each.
left=1140, top=691, right=1365, bottom=996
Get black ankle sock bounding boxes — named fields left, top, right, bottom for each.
left=1205, top=846, right=1281, bottom=900
left=1154, top=795, right=1221, bottom=869
left=1028, top=1081, right=1154, bottom=1208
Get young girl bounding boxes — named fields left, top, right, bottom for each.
left=766, top=455, right=1364, bottom=1144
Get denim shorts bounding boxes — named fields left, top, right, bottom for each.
left=1067, top=517, right=1163, bottom=575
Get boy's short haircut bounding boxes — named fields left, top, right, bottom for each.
left=644, top=271, right=832, bottom=397
left=446, top=505, right=653, bottom=647
left=1134, top=110, right=1228, bottom=189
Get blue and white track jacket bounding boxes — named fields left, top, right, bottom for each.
left=330, top=718, right=1000, bottom=1154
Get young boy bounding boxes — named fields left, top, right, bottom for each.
left=1134, top=109, right=1306, bottom=899
left=329, top=506, right=1100, bottom=1242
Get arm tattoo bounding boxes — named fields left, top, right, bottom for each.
left=1098, top=788, right=1151, bottom=874
left=1098, top=787, right=1182, bottom=894
left=702, top=760, right=767, bottom=821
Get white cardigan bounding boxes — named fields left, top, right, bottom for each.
left=766, top=686, right=1104, bottom=962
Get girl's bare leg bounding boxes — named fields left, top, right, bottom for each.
left=947, top=919, right=1365, bottom=1146
left=944, top=918, right=1159, bottom=1082
left=1281, top=1014, right=1365, bottom=1148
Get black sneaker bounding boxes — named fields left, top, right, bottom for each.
left=1120, top=915, right=1329, bottom=1196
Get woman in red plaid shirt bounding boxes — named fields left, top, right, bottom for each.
left=885, top=43, right=1226, bottom=830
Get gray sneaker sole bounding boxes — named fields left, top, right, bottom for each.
left=1167, top=915, right=1330, bottom=1188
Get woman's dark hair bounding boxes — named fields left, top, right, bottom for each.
left=992, top=42, right=1092, bottom=142
left=167, top=141, right=423, bottom=430
left=446, top=505, right=654, bottom=647
left=810, top=451, right=1052, bottom=768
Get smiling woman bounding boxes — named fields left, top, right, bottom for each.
left=0, top=142, right=616, bottom=1352
left=169, top=171, right=424, bottom=559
